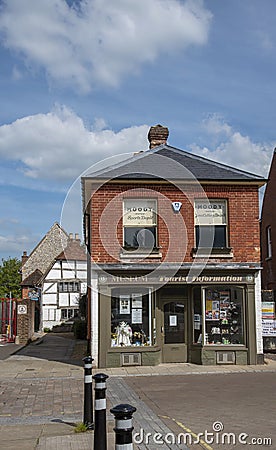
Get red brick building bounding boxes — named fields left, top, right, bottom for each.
left=261, top=149, right=276, bottom=292
left=82, top=125, right=265, bottom=367
left=260, top=149, right=276, bottom=350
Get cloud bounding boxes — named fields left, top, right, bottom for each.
left=0, top=105, right=149, bottom=181
left=0, top=108, right=274, bottom=187
left=0, top=0, right=212, bottom=91
left=0, top=219, right=38, bottom=257
left=190, top=115, right=274, bottom=177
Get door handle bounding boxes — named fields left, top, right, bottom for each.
left=161, top=326, right=164, bottom=334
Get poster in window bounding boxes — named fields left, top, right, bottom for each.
left=194, top=200, right=227, bottom=226
left=132, top=293, right=143, bottom=308
left=132, top=308, right=143, bottom=324
left=262, top=319, right=276, bottom=336
left=123, top=199, right=156, bottom=226
left=206, top=299, right=213, bottom=320
left=119, top=295, right=130, bottom=314
left=219, top=291, right=230, bottom=308
left=262, top=302, right=275, bottom=319
left=169, top=315, right=177, bottom=326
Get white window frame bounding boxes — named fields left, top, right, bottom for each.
left=61, top=308, right=78, bottom=320
left=267, top=226, right=272, bottom=258
left=58, top=281, right=80, bottom=293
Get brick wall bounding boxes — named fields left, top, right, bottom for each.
left=16, top=298, right=34, bottom=344
left=261, top=151, right=276, bottom=289
left=90, top=182, right=261, bottom=264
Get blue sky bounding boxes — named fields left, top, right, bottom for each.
left=0, top=0, right=275, bottom=260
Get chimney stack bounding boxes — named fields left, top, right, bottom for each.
left=148, top=124, right=169, bottom=149
left=21, top=251, right=28, bottom=266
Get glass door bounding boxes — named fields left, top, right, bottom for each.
left=161, top=299, right=187, bottom=363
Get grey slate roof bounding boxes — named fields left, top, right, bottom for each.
left=83, top=144, right=266, bottom=183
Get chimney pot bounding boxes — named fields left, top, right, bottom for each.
left=69, top=233, right=73, bottom=239
left=148, top=124, right=169, bottom=149
left=75, top=233, right=80, bottom=240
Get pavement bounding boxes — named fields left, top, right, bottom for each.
left=0, top=333, right=276, bottom=450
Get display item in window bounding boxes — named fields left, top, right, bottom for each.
left=115, top=321, right=132, bottom=346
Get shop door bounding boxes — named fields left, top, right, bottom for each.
left=161, top=299, right=187, bottom=363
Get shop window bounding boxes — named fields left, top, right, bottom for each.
left=194, top=199, right=228, bottom=249
left=111, top=288, right=153, bottom=347
left=58, top=281, right=80, bottom=292
left=267, top=226, right=272, bottom=258
left=193, top=287, right=202, bottom=344
left=204, top=287, right=244, bottom=345
left=61, top=308, right=78, bottom=320
left=123, top=199, right=157, bottom=251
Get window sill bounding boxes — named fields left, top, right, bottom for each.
left=108, top=346, right=160, bottom=352
left=192, top=247, right=233, bottom=258
left=203, top=344, right=246, bottom=349
left=120, top=248, right=162, bottom=259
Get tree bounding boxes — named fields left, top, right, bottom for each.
left=0, top=257, right=21, bottom=298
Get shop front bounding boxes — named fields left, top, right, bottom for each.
left=97, top=269, right=262, bottom=368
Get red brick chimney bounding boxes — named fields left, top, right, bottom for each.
left=21, top=251, right=28, bottom=266
left=148, top=124, right=169, bottom=149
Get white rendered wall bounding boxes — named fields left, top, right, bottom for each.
left=91, top=270, right=99, bottom=366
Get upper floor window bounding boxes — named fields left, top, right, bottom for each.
left=194, top=199, right=228, bottom=249
left=58, top=281, right=80, bottom=293
left=123, top=199, right=157, bottom=251
left=267, top=226, right=272, bottom=258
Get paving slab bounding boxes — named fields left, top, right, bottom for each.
left=1, top=333, right=276, bottom=449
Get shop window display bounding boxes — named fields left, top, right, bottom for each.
left=204, top=287, right=244, bottom=345
left=111, top=288, right=152, bottom=347
left=193, top=287, right=202, bottom=344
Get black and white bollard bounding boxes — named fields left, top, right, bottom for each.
left=83, top=356, right=94, bottom=429
left=110, top=403, right=137, bottom=450
left=93, top=373, right=109, bottom=450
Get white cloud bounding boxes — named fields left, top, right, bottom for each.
left=0, top=219, right=38, bottom=257
left=0, top=105, right=149, bottom=181
left=0, top=108, right=273, bottom=186
left=202, top=114, right=232, bottom=137
left=190, top=115, right=274, bottom=177
left=0, top=0, right=212, bottom=91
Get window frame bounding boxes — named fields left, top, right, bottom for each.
left=61, top=308, right=79, bottom=321
left=194, top=199, right=229, bottom=250
left=123, top=198, right=158, bottom=251
left=202, top=286, right=245, bottom=346
left=267, top=226, right=272, bottom=259
left=110, top=287, right=154, bottom=348
left=58, top=281, right=80, bottom=293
